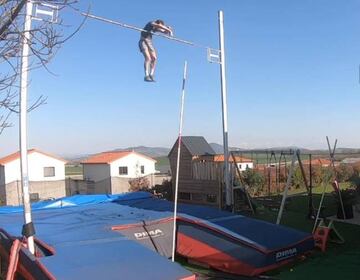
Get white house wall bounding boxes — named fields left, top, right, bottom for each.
left=83, top=164, right=110, bottom=182
left=0, top=165, right=5, bottom=205
left=237, top=162, right=254, bottom=172
left=110, top=154, right=156, bottom=178
left=0, top=165, right=5, bottom=187
left=4, top=152, right=65, bottom=184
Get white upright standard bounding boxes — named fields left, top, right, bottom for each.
left=172, top=61, right=188, bottom=262
left=218, top=10, right=231, bottom=208
left=19, top=0, right=35, bottom=254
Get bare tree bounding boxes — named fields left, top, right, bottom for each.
left=0, top=0, right=82, bottom=134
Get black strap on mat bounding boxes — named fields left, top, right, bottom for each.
left=22, top=222, right=35, bottom=238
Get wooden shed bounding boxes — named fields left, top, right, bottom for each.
left=168, top=136, right=223, bottom=207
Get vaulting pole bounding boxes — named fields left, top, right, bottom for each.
left=172, top=61, right=188, bottom=262
left=218, top=10, right=231, bottom=208
left=19, top=0, right=35, bottom=254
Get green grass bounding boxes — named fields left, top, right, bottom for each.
left=287, top=182, right=352, bottom=196
left=253, top=195, right=360, bottom=279
left=262, top=196, right=360, bottom=279
left=65, top=165, right=83, bottom=176
left=237, top=153, right=312, bottom=165
left=155, top=156, right=170, bottom=173
left=180, top=194, right=360, bottom=279
left=155, top=156, right=169, bottom=167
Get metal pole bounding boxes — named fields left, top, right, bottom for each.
left=308, top=153, right=314, bottom=218
left=312, top=183, right=328, bottom=233
left=326, top=137, right=345, bottom=219
left=171, top=61, right=188, bottom=262
left=218, top=10, right=231, bottom=208
left=19, top=0, right=35, bottom=254
left=276, top=152, right=297, bottom=225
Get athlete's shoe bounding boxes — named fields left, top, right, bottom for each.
left=150, top=75, right=156, bottom=82
left=144, top=76, right=152, bottom=82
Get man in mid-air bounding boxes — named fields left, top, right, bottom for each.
left=139, top=19, right=173, bottom=82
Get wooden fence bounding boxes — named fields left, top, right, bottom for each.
left=192, top=162, right=237, bottom=181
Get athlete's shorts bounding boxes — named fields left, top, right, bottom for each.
left=138, top=38, right=155, bottom=53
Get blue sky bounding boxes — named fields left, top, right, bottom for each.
left=1, top=0, right=360, bottom=157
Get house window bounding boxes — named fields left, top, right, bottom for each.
left=246, top=164, right=249, bottom=169
left=179, top=192, right=191, bottom=200
left=119, top=166, right=128, bottom=175
left=30, top=193, right=39, bottom=202
left=44, top=167, right=55, bottom=177
left=206, top=194, right=217, bottom=203
left=238, top=164, right=242, bottom=169
left=141, top=165, right=145, bottom=174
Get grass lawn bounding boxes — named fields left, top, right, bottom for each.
left=286, top=182, right=352, bottom=196
left=256, top=194, right=360, bottom=279
left=180, top=193, right=360, bottom=279
left=155, top=156, right=171, bottom=173
left=65, top=165, right=83, bottom=176
left=236, top=153, right=311, bottom=165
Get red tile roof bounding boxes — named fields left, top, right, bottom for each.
left=302, top=158, right=331, bottom=166
left=213, top=155, right=253, bottom=163
left=82, top=151, right=156, bottom=164
left=0, top=149, right=67, bottom=165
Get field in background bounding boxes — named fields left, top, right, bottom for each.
left=64, top=151, right=360, bottom=176
left=155, top=156, right=171, bottom=173
left=65, top=165, right=83, bottom=176
left=233, top=152, right=360, bottom=165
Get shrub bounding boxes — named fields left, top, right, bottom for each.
left=242, top=169, right=266, bottom=196
left=336, top=163, right=354, bottom=182
left=128, top=177, right=150, bottom=192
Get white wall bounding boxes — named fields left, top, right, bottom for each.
left=237, top=162, right=254, bottom=172
left=0, top=165, right=4, bottom=187
left=0, top=165, right=5, bottom=205
left=83, top=164, right=110, bottom=182
left=110, top=153, right=156, bottom=178
left=4, top=152, right=65, bottom=184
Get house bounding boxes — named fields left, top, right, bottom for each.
left=206, top=154, right=254, bottom=171
left=168, top=136, right=223, bottom=206
left=81, top=151, right=158, bottom=194
left=341, top=158, right=360, bottom=165
left=0, top=149, right=67, bottom=206
left=168, top=136, right=255, bottom=208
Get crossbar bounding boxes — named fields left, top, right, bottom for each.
left=81, top=12, right=217, bottom=51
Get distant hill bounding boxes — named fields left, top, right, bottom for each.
left=64, top=146, right=171, bottom=163
left=63, top=154, right=91, bottom=163
left=62, top=144, right=360, bottom=164
left=209, top=143, right=223, bottom=153
left=209, top=143, right=241, bottom=154
left=333, top=148, right=360, bottom=154
left=210, top=143, right=360, bottom=155
left=111, top=146, right=170, bottom=158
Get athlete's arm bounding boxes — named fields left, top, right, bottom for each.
left=152, top=22, right=173, bottom=36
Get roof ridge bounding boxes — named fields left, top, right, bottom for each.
left=0, top=149, right=67, bottom=165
